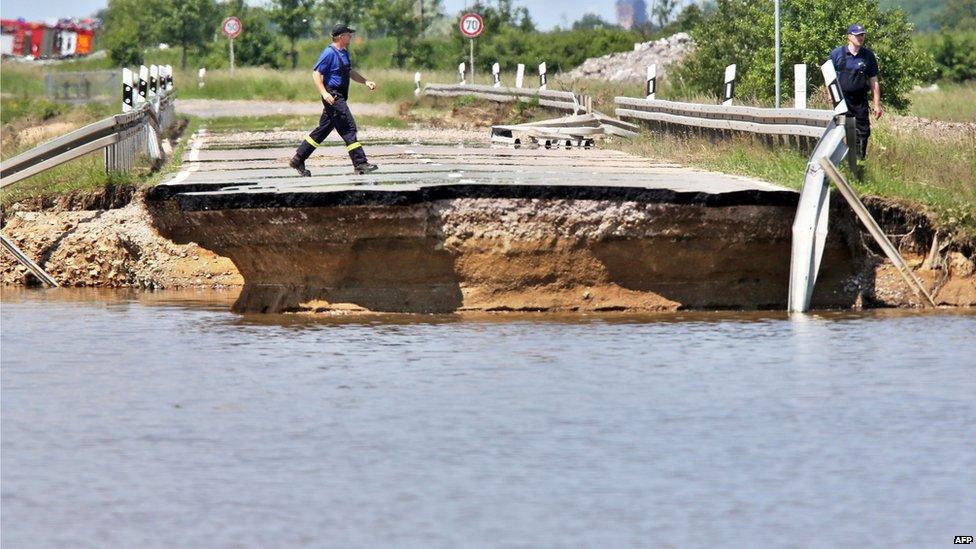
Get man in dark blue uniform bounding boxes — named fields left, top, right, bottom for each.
left=829, top=24, right=882, bottom=160
left=289, top=24, right=378, bottom=176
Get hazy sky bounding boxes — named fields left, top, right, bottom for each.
left=0, top=0, right=618, bottom=30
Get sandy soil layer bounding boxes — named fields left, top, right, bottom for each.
left=147, top=194, right=976, bottom=314
left=3, top=192, right=973, bottom=311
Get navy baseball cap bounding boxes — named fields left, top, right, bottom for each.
left=848, top=24, right=865, bottom=35
left=332, top=24, right=355, bottom=36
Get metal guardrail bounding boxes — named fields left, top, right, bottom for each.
left=1, top=63, right=177, bottom=288
left=614, top=97, right=834, bottom=139
left=0, top=88, right=175, bottom=190
left=424, top=83, right=581, bottom=113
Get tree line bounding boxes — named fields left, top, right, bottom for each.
left=100, top=0, right=448, bottom=70
left=98, top=0, right=698, bottom=72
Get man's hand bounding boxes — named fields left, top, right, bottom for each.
left=322, top=92, right=336, bottom=105
left=873, top=104, right=883, bottom=120
left=365, top=80, right=377, bottom=91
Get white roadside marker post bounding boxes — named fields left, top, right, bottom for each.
left=538, top=62, right=547, bottom=91
left=515, top=63, right=525, bottom=88
left=137, top=65, right=148, bottom=106
left=646, top=63, right=657, bottom=100
left=198, top=67, right=206, bottom=88
left=492, top=62, right=500, bottom=87
left=821, top=60, right=848, bottom=115
left=149, top=64, right=159, bottom=113
left=794, top=64, right=807, bottom=109
left=121, top=67, right=134, bottom=113
left=722, top=64, right=736, bottom=106
left=414, top=71, right=421, bottom=96
left=458, top=62, right=466, bottom=85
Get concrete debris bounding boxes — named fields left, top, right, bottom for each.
left=491, top=112, right=639, bottom=149
left=565, top=32, right=694, bottom=82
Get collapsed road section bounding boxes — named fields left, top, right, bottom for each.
left=146, top=133, right=864, bottom=313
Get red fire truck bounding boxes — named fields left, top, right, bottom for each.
left=1, top=18, right=98, bottom=59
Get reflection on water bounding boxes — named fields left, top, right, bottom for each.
left=2, top=287, right=975, bottom=547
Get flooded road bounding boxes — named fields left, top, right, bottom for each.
left=2, top=288, right=974, bottom=547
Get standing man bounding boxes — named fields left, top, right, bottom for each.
left=829, top=24, right=882, bottom=160
left=289, top=23, right=379, bottom=176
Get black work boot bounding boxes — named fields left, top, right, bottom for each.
left=354, top=162, right=379, bottom=175
left=289, top=156, right=311, bottom=177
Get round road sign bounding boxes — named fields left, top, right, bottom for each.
left=222, top=16, right=242, bottom=39
left=459, top=13, right=484, bottom=38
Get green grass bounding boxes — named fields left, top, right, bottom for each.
left=0, top=95, right=198, bottom=207
left=202, top=113, right=408, bottom=132
left=172, top=67, right=456, bottom=103
left=908, top=81, right=976, bottom=123
left=616, top=121, right=976, bottom=238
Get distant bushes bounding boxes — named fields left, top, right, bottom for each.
left=916, top=31, right=976, bottom=82
left=673, top=0, right=933, bottom=112
left=268, top=28, right=648, bottom=74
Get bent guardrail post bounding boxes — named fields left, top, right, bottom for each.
left=786, top=60, right=852, bottom=313
left=0, top=235, right=58, bottom=288
left=787, top=118, right=846, bottom=312
left=819, top=158, right=936, bottom=307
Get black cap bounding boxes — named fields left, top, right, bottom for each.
left=331, top=24, right=355, bottom=37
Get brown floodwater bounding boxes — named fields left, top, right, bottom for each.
left=2, top=287, right=974, bottom=547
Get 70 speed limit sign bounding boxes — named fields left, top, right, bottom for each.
left=459, top=13, right=484, bottom=38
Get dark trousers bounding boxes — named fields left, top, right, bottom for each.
left=847, top=95, right=871, bottom=159
left=294, top=96, right=368, bottom=166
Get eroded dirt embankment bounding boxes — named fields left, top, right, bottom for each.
left=146, top=194, right=975, bottom=314
left=1, top=186, right=241, bottom=289
left=3, top=186, right=973, bottom=312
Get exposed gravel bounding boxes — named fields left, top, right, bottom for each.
left=175, top=99, right=396, bottom=119
left=886, top=115, right=976, bottom=141
left=206, top=126, right=490, bottom=148
left=565, top=32, right=693, bottom=83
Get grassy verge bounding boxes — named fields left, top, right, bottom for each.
left=908, top=81, right=976, bottom=123
left=616, top=120, right=975, bottom=238
left=172, top=67, right=456, bottom=103
left=0, top=97, right=197, bottom=208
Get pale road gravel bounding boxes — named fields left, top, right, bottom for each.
left=174, top=99, right=396, bottom=118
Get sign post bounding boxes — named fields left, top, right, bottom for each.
left=221, top=16, right=242, bottom=73
left=459, top=13, right=483, bottom=84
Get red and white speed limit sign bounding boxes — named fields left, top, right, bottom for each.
left=221, top=16, right=242, bottom=39
left=459, top=13, right=484, bottom=38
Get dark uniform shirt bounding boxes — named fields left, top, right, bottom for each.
left=829, top=45, right=878, bottom=100
left=314, top=45, right=352, bottom=98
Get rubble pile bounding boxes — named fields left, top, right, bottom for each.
left=565, top=32, right=694, bottom=82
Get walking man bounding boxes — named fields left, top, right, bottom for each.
left=290, top=23, right=379, bottom=176
left=829, top=23, right=882, bottom=160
